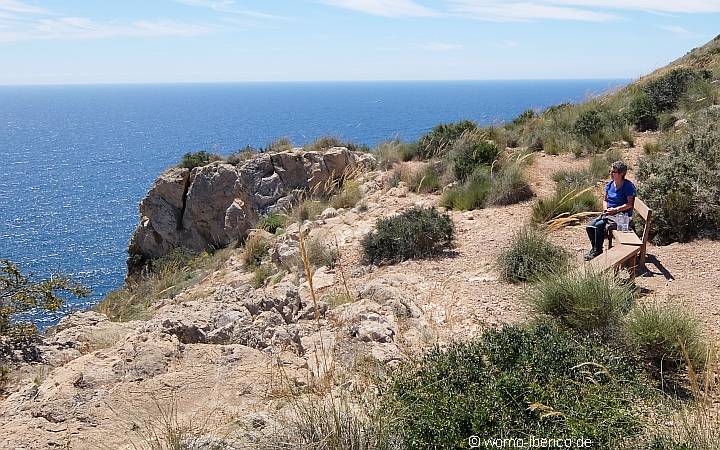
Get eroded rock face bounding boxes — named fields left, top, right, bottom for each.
left=127, top=148, right=375, bottom=276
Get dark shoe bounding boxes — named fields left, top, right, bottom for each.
left=584, top=248, right=603, bottom=261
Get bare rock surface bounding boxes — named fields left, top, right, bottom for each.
left=128, top=148, right=375, bottom=275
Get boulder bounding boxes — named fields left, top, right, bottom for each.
left=128, top=149, right=375, bottom=276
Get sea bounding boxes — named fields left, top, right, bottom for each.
left=0, top=80, right=627, bottom=327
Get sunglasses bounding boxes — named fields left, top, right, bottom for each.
left=609, top=170, right=621, bottom=174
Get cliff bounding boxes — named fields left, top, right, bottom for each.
left=127, top=147, right=375, bottom=276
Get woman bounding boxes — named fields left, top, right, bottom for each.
left=585, top=160, right=636, bottom=261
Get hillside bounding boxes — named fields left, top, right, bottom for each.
left=1, top=36, right=720, bottom=449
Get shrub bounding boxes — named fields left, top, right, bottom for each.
left=362, top=207, right=454, bottom=265
left=251, top=264, right=275, bottom=288
left=531, top=186, right=600, bottom=224
left=440, top=168, right=491, bottom=210
left=266, top=137, right=293, bottom=153
left=512, top=108, right=537, bottom=125
left=226, top=146, right=257, bottom=164
left=243, top=233, right=271, bottom=268
left=529, top=269, right=635, bottom=335
left=659, top=114, right=679, bottom=132
left=384, top=322, right=653, bottom=449
left=257, top=213, right=287, bottom=234
left=331, top=180, right=363, bottom=209
left=1, top=259, right=89, bottom=337
left=486, top=163, right=534, bottom=206
left=293, top=199, right=327, bottom=222
left=643, top=142, right=663, bottom=155
left=405, top=164, right=442, bottom=194
left=572, top=110, right=607, bottom=140
left=449, top=134, right=500, bottom=182
left=375, top=140, right=419, bottom=168
left=418, top=120, right=477, bottom=159
left=637, top=108, right=720, bottom=244
left=303, top=136, right=345, bottom=152
left=178, top=150, right=219, bottom=169
left=628, top=94, right=660, bottom=131
left=305, top=237, right=340, bottom=269
left=625, top=304, right=706, bottom=371
left=644, top=68, right=709, bottom=112
left=497, top=227, right=570, bottom=283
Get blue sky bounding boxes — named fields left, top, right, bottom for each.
left=0, top=0, right=718, bottom=84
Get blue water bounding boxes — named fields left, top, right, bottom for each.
left=0, top=80, right=626, bottom=327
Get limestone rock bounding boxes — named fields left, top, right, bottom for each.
left=128, top=149, right=375, bottom=276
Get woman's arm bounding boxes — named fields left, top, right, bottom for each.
left=607, top=195, right=635, bottom=214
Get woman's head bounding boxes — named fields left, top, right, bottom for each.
left=610, top=160, right=627, bottom=180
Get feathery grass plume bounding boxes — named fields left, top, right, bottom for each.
left=529, top=268, right=635, bottom=336
left=497, top=227, right=570, bottom=283
left=625, top=303, right=707, bottom=371
left=531, top=186, right=600, bottom=225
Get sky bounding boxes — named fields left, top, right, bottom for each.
left=0, top=0, right=718, bottom=84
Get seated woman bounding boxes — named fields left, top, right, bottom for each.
left=585, top=160, right=636, bottom=261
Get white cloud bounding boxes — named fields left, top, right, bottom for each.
left=446, top=0, right=720, bottom=22
left=421, top=42, right=463, bottom=50
left=0, top=0, right=48, bottom=14
left=659, top=25, right=697, bottom=35
left=319, top=0, right=439, bottom=17
left=447, top=1, right=619, bottom=22
left=0, top=17, right=214, bottom=42
left=175, top=0, right=291, bottom=20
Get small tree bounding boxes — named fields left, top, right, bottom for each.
left=1, top=259, right=89, bottom=336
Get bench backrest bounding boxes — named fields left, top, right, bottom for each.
left=634, top=198, right=652, bottom=244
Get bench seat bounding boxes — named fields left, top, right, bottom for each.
left=610, top=229, right=643, bottom=246
left=588, top=243, right=640, bottom=276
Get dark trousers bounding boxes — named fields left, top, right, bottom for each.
left=586, top=216, right=616, bottom=251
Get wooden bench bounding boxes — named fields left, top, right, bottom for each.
left=587, top=198, right=652, bottom=277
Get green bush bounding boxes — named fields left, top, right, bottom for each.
left=625, top=304, right=706, bottom=371
left=257, top=213, right=287, bottom=234
left=440, top=168, right=491, bottom=210
left=529, top=269, right=635, bottom=336
left=637, top=108, right=720, bottom=244
left=305, top=237, right=340, bottom=269
left=406, top=165, right=442, bottom=194
left=331, top=180, right=363, bottom=209
left=486, top=164, right=533, bottom=206
left=384, top=322, right=653, bottom=450
left=531, top=187, right=600, bottom=224
left=375, top=140, right=419, bottom=168
left=512, top=109, right=538, bottom=125
left=628, top=94, right=660, bottom=131
left=497, top=227, right=570, bottom=283
left=1, top=259, right=89, bottom=337
left=178, top=151, right=219, bottom=169
left=572, top=110, right=608, bottom=140
left=449, top=136, right=500, bottom=182
left=418, top=120, right=477, bottom=159
left=362, top=207, right=454, bottom=265
left=659, top=113, right=679, bottom=132
left=644, top=68, right=710, bottom=112
left=243, top=233, right=271, bottom=268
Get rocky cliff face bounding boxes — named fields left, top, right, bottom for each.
left=127, top=147, right=375, bottom=276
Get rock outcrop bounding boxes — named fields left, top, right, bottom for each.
left=127, top=147, right=375, bottom=276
